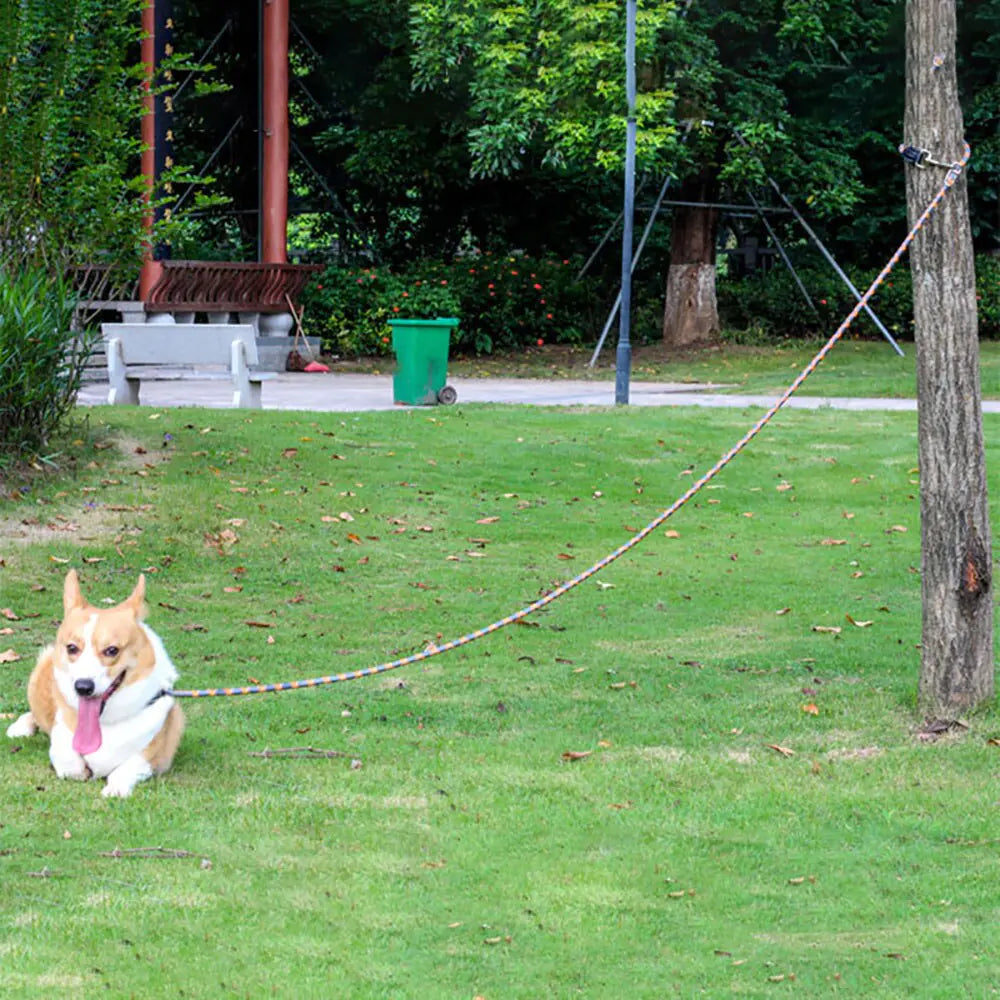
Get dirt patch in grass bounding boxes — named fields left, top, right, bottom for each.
left=0, top=434, right=166, bottom=547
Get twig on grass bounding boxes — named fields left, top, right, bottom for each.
left=100, top=846, right=202, bottom=860
left=248, top=746, right=353, bottom=759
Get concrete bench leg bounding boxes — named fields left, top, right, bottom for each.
left=106, top=338, right=140, bottom=405
left=231, top=340, right=261, bottom=408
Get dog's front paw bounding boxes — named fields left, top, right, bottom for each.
left=53, top=758, right=91, bottom=781
left=6, top=712, right=37, bottom=739
left=102, top=758, right=152, bottom=799
left=102, top=774, right=136, bottom=799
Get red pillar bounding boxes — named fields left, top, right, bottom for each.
left=261, top=0, right=289, bottom=263
left=139, top=0, right=162, bottom=299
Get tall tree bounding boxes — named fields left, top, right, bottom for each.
left=0, top=0, right=148, bottom=289
left=904, top=0, right=994, bottom=715
left=408, top=0, right=896, bottom=345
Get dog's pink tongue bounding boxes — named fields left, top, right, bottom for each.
left=73, top=698, right=103, bottom=755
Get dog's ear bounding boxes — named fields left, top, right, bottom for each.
left=122, top=574, right=148, bottom=619
left=63, top=569, right=86, bottom=613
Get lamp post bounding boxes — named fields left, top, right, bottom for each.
left=615, top=0, right=637, bottom=405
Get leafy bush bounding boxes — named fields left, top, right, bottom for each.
left=300, top=254, right=602, bottom=356
left=718, top=255, right=1000, bottom=342
left=386, top=273, right=461, bottom=320
left=0, top=267, right=88, bottom=465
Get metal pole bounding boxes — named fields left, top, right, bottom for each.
left=575, top=176, right=650, bottom=283
left=732, top=132, right=904, bottom=356
left=590, top=123, right=695, bottom=367
left=615, top=0, right=637, bottom=404
left=745, top=189, right=819, bottom=315
left=589, top=173, right=672, bottom=367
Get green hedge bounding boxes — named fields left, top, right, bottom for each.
left=0, top=266, right=87, bottom=467
left=717, top=255, right=1000, bottom=342
left=299, top=253, right=603, bottom=356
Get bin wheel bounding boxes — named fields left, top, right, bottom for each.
left=437, top=385, right=458, bottom=405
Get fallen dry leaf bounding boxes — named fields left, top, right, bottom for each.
left=846, top=614, right=873, bottom=628
left=664, top=529, right=681, bottom=538
left=476, top=516, right=500, bottom=524
left=820, top=538, right=848, bottom=546
left=812, top=625, right=842, bottom=635
left=243, top=620, right=275, bottom=629
left=801, top=703, right=819, bottom=715
left=561, top=750, right=592, bottom=761
left=1, top=608, right=20, bottom=621
left=765, top=743, right=796, bottom=757
left=775, top=607, right=791, bottom=616
left=0, top=648, right=21, bottom=663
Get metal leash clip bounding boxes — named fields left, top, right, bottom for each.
left=899, top=144, right=958, bottom=170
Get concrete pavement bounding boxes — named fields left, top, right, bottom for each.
left=73, top=370, right=971, bottom=413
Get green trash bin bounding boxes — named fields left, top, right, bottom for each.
left=389, top=317, right=459, bottom=405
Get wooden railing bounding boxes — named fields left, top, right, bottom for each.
left=145, top=260, right=321, bottom=313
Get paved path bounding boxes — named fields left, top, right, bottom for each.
left=76, top=371, right=998, bottom=413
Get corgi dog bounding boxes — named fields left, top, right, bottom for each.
left=6, top=569, right=184, bottom=798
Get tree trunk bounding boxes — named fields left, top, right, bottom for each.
left=662, top=172, right=719, bottom=346
left=905, top=0, right=994, bottom=715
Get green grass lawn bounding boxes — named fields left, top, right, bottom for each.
left=439, top=338, right=1000, bottom=400
left=1, top=401, right=998, bottom=998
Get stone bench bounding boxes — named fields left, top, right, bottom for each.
left=100, top=323, right=278, bottom=409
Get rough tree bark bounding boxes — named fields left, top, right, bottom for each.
left=904, top=0, right=994, bottom=714
left=662, top=170, right=720, bottom=347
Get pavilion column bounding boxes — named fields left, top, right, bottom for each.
left=139, top=0, right=162, bottom=300
left=139, top=0, right=174, bottom=303
left=261, top=0, right=289, bottom=264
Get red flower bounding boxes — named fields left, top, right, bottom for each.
left=546, top=313, right=553, bottom=320
left=537, top=338, right=544, bottom=346
left=533, top=283, right=542, bottom=290
left=393, top=306, right=400, bottom=312
left=402, top=291, right=409, bottom=297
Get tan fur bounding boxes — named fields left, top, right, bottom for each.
left=24, top=646, right=60, bottom=733
left=9, top=569, right=184, bottom=796
left=144, top=703, right=185, bottom=773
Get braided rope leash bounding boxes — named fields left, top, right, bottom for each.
left=168, top=143, right=970, bottom=699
